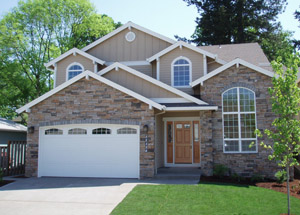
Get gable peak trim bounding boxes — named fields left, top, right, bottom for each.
left=191, top=58, right=274, bottom=87
left=98, top=62, right=208, bottom=106
left=81, top=21, right=176, bottom=52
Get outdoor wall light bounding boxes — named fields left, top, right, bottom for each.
left=28, top=126, right=34, bottom=134
left=143, top=124, right=149, bottom=133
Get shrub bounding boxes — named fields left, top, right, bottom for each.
left=251, top=174, right=264, bottom=183
left=213, top=164, right=229, bottom=178
left=275, top=170, right=287, bottom=184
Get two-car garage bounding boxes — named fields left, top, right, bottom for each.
left=38, top=124, right=140, bottom=178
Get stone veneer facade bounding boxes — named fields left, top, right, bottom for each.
left=26, top=77, right=155, bottom=179
left=200, top=66, right=279, bottom=178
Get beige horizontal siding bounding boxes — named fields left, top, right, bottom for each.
left=208, top=61, right=222, bottom=73
left=159, top=47, right=204, bottom=95
left=87, top=28, right=172, bottom=62
left=56, top=54, right=94, bottom=86
left=104, top=68, right=180, bottom=98
left=129, top=65, right=152, bottom=77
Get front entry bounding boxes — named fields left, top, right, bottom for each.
left=165, top=119, right=200, bottom=166
left=174, top=121, right=192, bottom=163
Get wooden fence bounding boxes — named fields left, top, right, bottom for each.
left=0, top=141, right=27, bottom=176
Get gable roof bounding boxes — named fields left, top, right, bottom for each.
left=17, top=71, right=164, bottom=114
left=0, top=118, right=27, bottom=132
left=201, top=43, right=271, bottom=70
left=82, top=21, right=176, bottom=52
left=45, top=48, right=105, bottom=68
left=147, top=41, right=227, bottom=64
left=98, top=62, right=208, bottom=105
left=191, top=58, right=274, bottom=87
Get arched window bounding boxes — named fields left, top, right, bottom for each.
left=222, top=87, right=257, bottom=153
left=45, top=128, right=63, bottom=135
left=92, top=128, right=111, bottom=135
left=117, top=127, right=137, bottom=134
left=67, top=63, right=83, bottom=80
left=68, top=128, right=87, bottom=135
left=172, top=57, right=191, bottom=87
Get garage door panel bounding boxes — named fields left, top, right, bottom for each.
left=39, top=124, right=139, bottom=178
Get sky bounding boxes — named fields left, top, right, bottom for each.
left=0, top=0, right=299, bottom=40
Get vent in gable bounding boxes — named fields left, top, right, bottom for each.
left=125, top=32, right=136, bottom=42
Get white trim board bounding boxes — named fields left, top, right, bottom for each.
left=147, top=41, right=227, bottom=65
left=105, top=61, right=151, bottom=66
left=17, top=70, right=164, bottom=114
left=98, top=62, right=208, bottom=105
left=165, top=106, right=218, bottom=111
left=191, top=58, right=275, bottom=87
left=82, top=21, right=176, bottom=52
left=45, top=48, right=105, bottom=68
left=150, top=98, right=190, bottom=103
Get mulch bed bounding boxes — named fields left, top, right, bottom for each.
left=0, top=180, right=14, bottom=187
left=201, top=176, right=300, bottom=199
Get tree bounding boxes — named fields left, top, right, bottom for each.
left=255, top=54, right=300, bottom=215
left=0, top=0, right=120, bottom=122
left=294, top=6, right=300, bottom=50
left=178, top=0, right=291, bottom=61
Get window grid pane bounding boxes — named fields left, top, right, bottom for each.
left=240, top=114, right=256, bottom=138
left=223, top=114, right=239, bottom=139
left=223, top=88, right=238, bottom=112
left=224, top=140, right=239, bottom=152
left=242, top=140, right=256, bottom=152
left=239, top=88, right=255, bottom=112
left=45, top=128, right=63, bottom=135
left=117, top=127, right=137, bottom=134
left=68, top=64, right=83, bottom=80
left=92, top=128, right=111, bottom=134
left=68, top=128, right=87, bottom=135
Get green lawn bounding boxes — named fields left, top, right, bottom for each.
left=111, top=182, right=300, bottom=215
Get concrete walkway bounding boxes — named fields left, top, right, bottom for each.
left=0, top=177, right=198, bottom=215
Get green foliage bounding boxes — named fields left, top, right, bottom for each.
left=275, top=170, right=287, bottom=184
left=255, top=53, right=300, bottom=214
left=251, top=174, right=264, bottom=183
left=0, top=0, right=120, bottom=120
left=178, top=0, right=295, bottom=62
left=213, top=164, right=229, bottom=178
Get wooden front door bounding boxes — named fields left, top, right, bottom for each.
left=174, top=121, right=192, bottom=163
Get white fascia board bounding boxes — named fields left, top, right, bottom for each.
left=105, top=61, right=151, bottom=66
left=150, top=98, right=190, bottom=103
left=17, top=71, right=163, bottom=114
left=82, top=21, right=176, bottom=52
left=98, top=62, right=208, bottom=105
left=147, top=41, right=226, bottom=65
left=191, top=58, right=275, bottom=87
left=45, top=48, right=105, bottom=67
left=165, top=106, right=218, bottom=111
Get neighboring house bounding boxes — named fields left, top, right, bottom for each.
left=17, top=22, right=278, bottom=179
left=0, top=118, right=27, bottom=146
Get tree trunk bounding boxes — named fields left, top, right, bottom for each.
left=286, top=165, right=290, bottom=215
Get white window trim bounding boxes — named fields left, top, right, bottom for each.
left=222, top=87, right=258, bottom=153
left=171, top=56, right=192, bottom=88
left=66, top=62, right=85, bottom=81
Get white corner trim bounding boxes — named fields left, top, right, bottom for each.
left=171, top=56, right=192, bottom=88
left=105, top=61, right=151, bottom=66
left=156, top=58, right=160, bottom=81
left=203, top=55, right=207, bottom=75
left=98, top=62, right=208, bottom=105
left=146, top=41, right=226, bottom=65
left=81, top=21, right=176, bottom=52
left=16, top=71, right=164, bottom=114
left=45, top=48, right=105, bottom=68
left=150, top=98, right=190, bottom=103
left=65, top=62, right=85, bottom=82
left=54, top=63, right=57, bottom=88
left=165, top=106, right=218, bottom=111
left=191, top=58, right=275, bottom=87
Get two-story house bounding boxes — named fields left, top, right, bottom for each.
left=17, top=22, right=278, bottom=179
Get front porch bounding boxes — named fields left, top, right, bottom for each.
left=154, top=110, right=214, bottom=177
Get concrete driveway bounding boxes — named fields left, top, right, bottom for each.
left=0, top=177, right=139, bottom=215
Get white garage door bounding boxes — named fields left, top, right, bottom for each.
left=38, top=124, right=139, bottom=178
